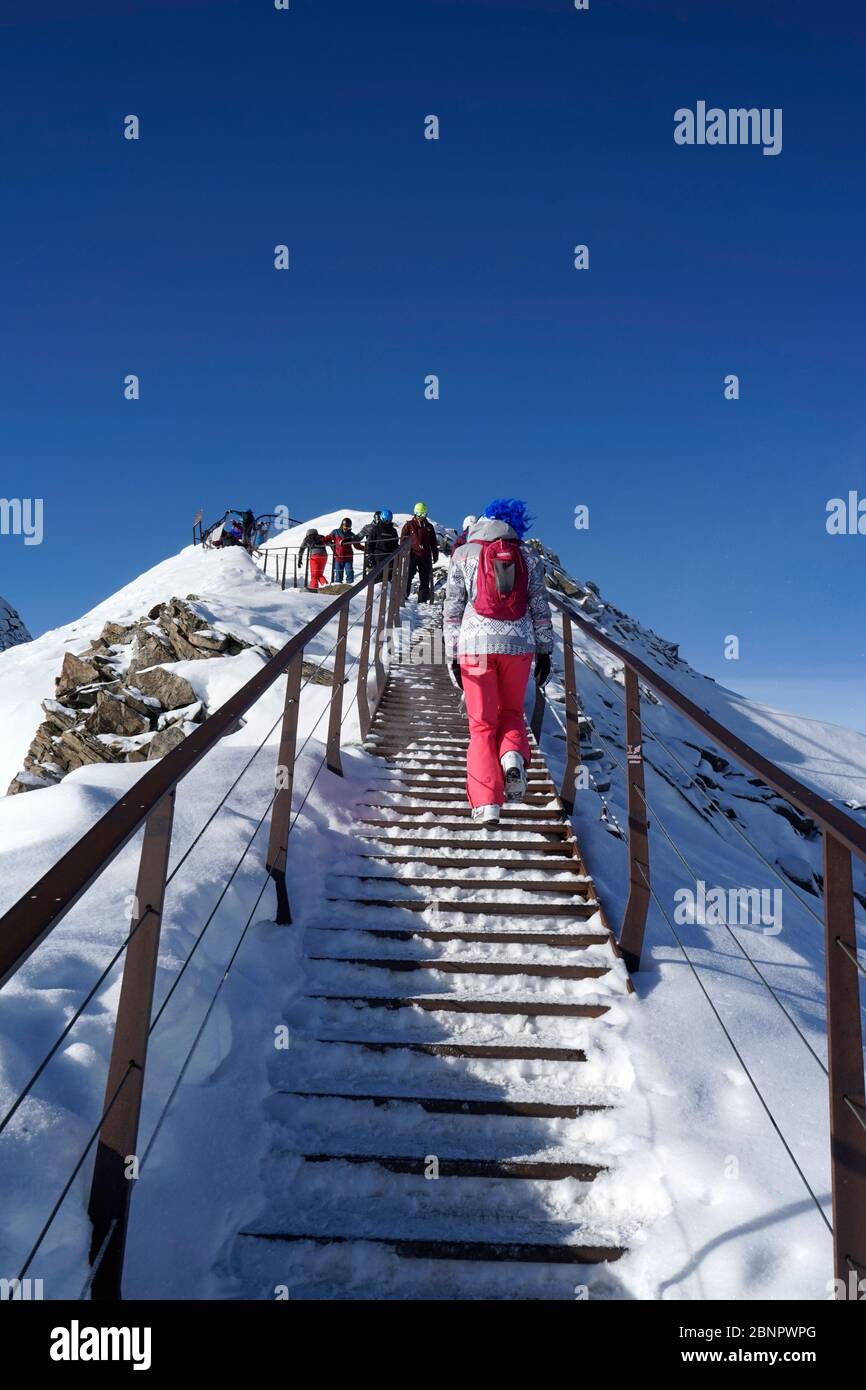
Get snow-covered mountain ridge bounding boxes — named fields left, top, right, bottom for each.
left=0, top=511, right=863, bottom=1300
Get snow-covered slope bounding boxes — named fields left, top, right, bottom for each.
left=0, top=519, right=863, bottom=1301
left=0, top=594, right=31, bottom=652
left=532, top=551, right=866, bottom=1300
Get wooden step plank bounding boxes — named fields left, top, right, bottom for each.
left=357, top=835, right=576, bottom=853
left=328, top=898, right=598, bottom=918
left=361, top=806, right=564, bottom=821
left=310, top=995, right=609, bottom=1017
left=358, top=822, right=572, bottom=837
left=364, top=792, right=556, bottom=806
left=357, top=855, right=587, bottom=873
left=308, top=956, right=610, bottom=980
left=278, top=1090, right=606, bottom=1117
left=310, top=927, right=608, bottom=947
left=241, top=1231, right=625, bottom=1264
left=330, top=875, right=591, bottom=896
left=302, top=1154, right=604, bottom=1180
left=317, top=1039, right=589, bottom=1061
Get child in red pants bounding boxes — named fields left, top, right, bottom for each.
left=308, top=552, right=328, bottom=589
left=444, top=499, right=553, bottom=826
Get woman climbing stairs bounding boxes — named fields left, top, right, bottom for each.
left=232, top=619, right=635, bottom=1299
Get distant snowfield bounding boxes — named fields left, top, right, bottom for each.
left=0, top=517, right=864, bottom=1300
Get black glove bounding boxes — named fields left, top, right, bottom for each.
left=535, top=653, right=551, bottom=687
left=450, top=660, right=463, bottom=690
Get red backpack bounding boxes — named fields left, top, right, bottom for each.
left=472, top=539, right=529, bottom=620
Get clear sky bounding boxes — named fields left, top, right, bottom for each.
left=1, top=0, right=864, bottom=730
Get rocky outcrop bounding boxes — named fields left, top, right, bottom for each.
left=0, top=595, right=31, bottom=652
left=7, top=597, right=258, bottom=795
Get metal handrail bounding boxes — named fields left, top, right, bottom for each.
left=538, top=582, right=866, bottom=1287
left=0, top=539, right=411, bottom=1299
left=0, top=540, right=410, bottom=989
left=543, top=587, right=866, bottom=863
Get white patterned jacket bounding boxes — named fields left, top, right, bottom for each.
left=444, top=519, right=554, bottom=661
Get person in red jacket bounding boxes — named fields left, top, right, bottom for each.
left=325, top=517, right=365, bottom=583
left=400, top=502, right=439, bottom=603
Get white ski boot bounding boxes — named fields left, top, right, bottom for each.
left=502, top=750, right=528, bottom=803
left=471, top=804, right=501, bottom=827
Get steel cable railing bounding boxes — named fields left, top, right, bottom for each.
left=4, top=601, right=383, bottom=1296
left=633, top=859, right=833, bottom=1235
left=543, top=677, right=834, bottom=1235
left=0, top=603, right=371, bottom=1140
left=556, top=687, right=832, bottom=1078
left=541, top=590, right=866, bottom=1283
left=0, top=539, right=410, bottom=1299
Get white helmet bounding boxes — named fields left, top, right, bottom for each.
left=462, top=514, right=478, bottom=532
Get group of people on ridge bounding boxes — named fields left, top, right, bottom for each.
left=297, top=503, right=439, bottom=599
left=299, top=497, right=552, bottom=828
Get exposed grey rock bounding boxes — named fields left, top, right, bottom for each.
left=100, top=620, right=138, bottom=646
left=85, top=690, right=151, bottom=737
left=301, top=659, right=334, bottom=687
left=40, top=699, right=79, bottom=731
left=57, top=727, right=121, bottom=769
left=147, top=724, right=190, bottom=759
left=128, top=627, right=173, bottom=677
left=56, top=651, right=100, bottom=693
left=131, top=666, right=198, bottom=710
left=0, top=596, right=31, bottom=652
left=157, top=701, right=203, bottom=730
left=8, top=768, right=58, bottom=795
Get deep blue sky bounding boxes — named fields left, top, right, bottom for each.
left=1, top=0, right=864, bottom=727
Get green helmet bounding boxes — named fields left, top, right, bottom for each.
left=413, top=501, right=428, bottom=517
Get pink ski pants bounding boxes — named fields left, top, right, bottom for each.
left=460, top=652, right=533, bottom=807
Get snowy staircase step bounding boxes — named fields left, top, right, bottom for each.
left=311, top=1038, right=591, bottom=1061
left=231, top=641, right=633, bottom=1298
left=276, top=1090, right=606, bottom=1117
left=307, top=995, right=610, bottom=1017
left=328, top=898, right=600, bottom=917
left=240, top=1231, right=625, bottom=1265
left=307, top=955, right=610, bottom=980
left=299, top=1154, right=604, bottom=1180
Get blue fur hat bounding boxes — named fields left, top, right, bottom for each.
left=483, top=497, right=533, bottom=540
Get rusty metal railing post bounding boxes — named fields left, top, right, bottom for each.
left=281, top=549, right=288, bottom=591
left=266, top=651, right=304, bottom=924
left=386, top=552, right=401, bottom=635
left=87, top=790, right=176, bottom=1300
left=373, top=566, right=389, bottom=692
left=823, top=831, right=866, bottom=1287
left=326, top=605, right=350, bottom=776
left=355, top=578, right=377, bottom=740
left=558, top=612, right=582, bottom=815
left=618, top=665, right=650, bottom=972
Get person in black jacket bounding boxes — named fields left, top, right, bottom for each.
left=366, top=509, right=399, bottom=580
left=358, top=512, right=381, bottom=574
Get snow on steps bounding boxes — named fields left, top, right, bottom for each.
left=225, top=621, right=642, bottom=1298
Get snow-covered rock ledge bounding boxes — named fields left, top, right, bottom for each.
left=7, top=597, right=268, bottom=794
